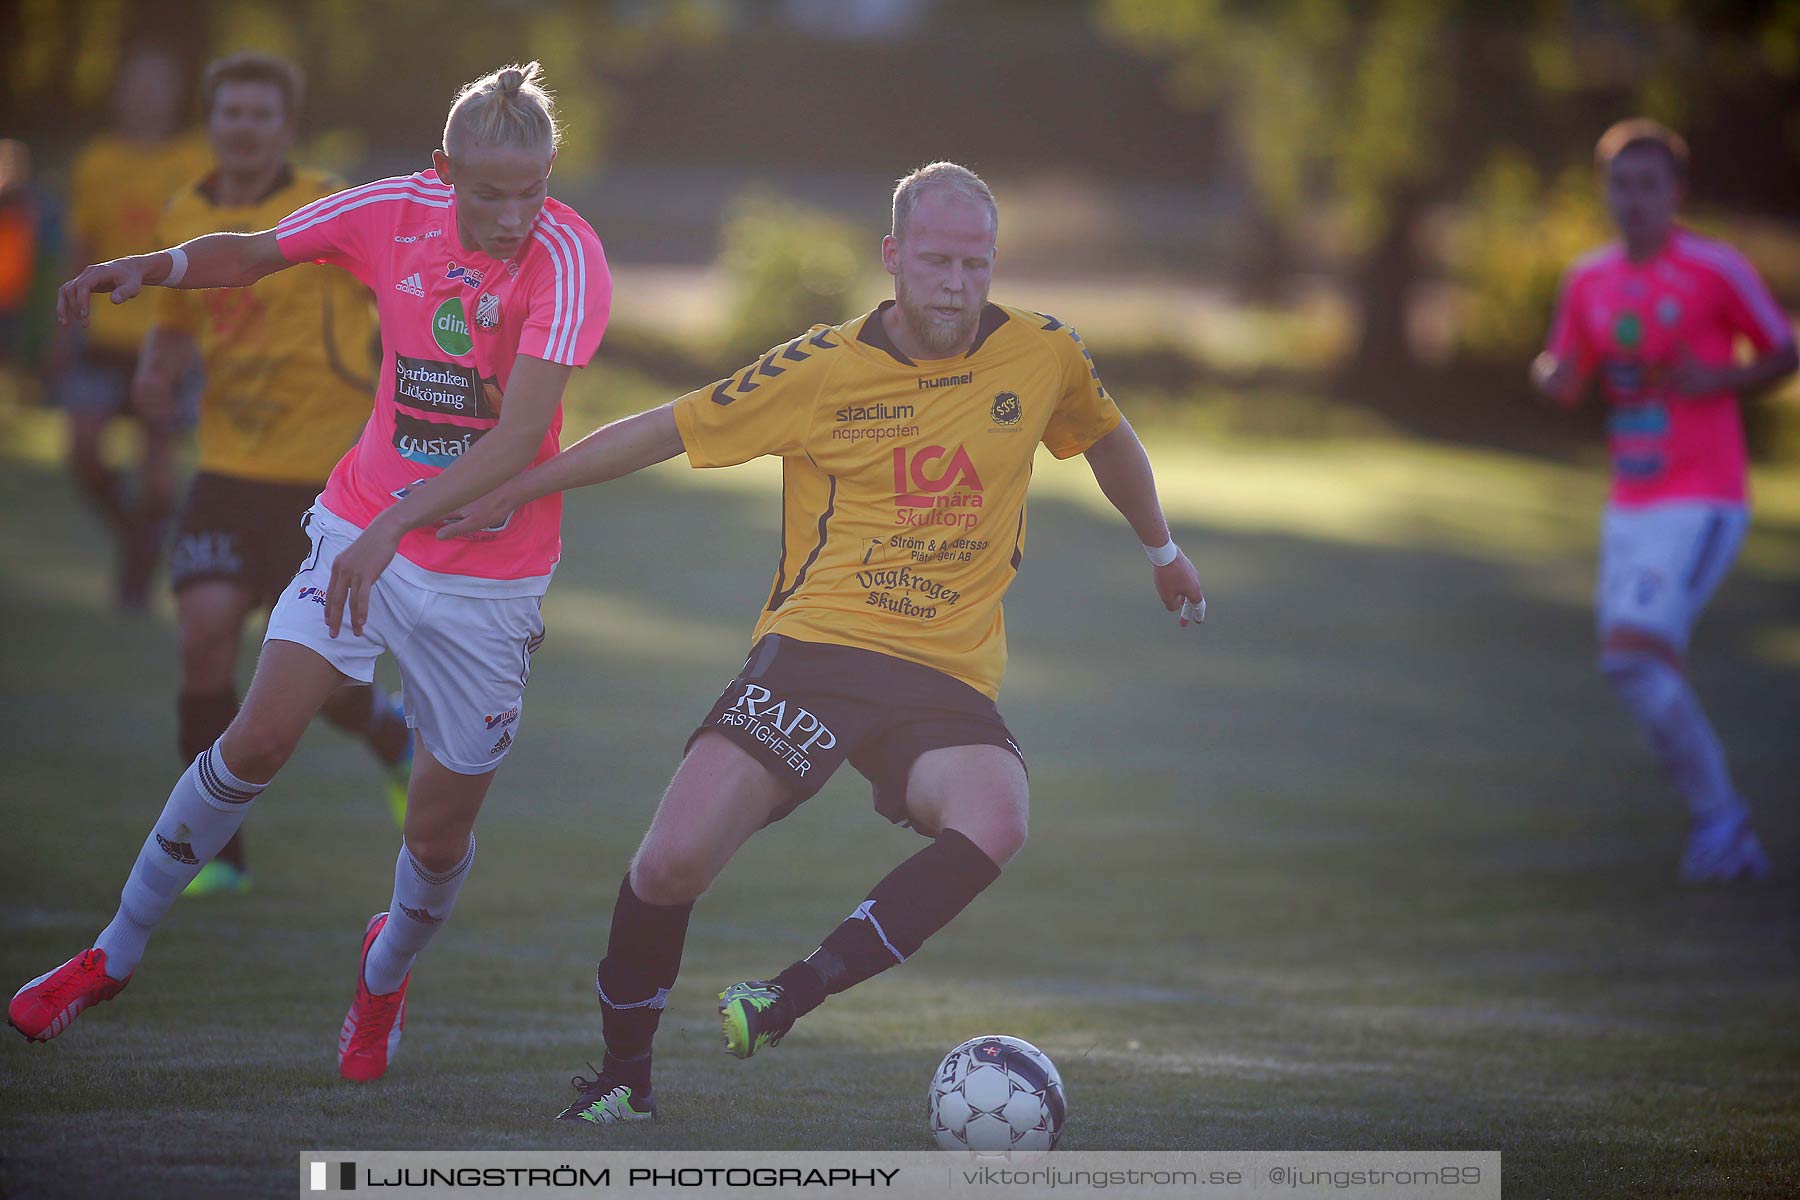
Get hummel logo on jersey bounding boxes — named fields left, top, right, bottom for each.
left=395, top=272, right=425, bottom=298
left=918, top=371, right=973, bottom=391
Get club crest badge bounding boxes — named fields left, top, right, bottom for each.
left=475, top=293, right=501, bottom=330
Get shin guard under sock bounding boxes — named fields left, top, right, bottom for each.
left=778, top=829, right=1002, bottom=1020
left=595, top=873, right=693, bottom=1077
left=95, top=742, right=266, bottom=977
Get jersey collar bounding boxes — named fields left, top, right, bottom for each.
left=857, top=300, right=1009, bottom=366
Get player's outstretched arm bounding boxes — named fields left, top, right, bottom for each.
left=435, top=403, right=685, bottom=540
left=325, top=355, right=579, bottom=638
left=1083, top=418, right=1205, bottom=626
left=57, top=230, right=291, bottom=329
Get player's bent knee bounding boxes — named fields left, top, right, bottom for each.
left=404, top=832, right=471, bottom=876
left=629, top=846, right=716, bottom=906
left=1600, top=650, right=1682, bottom=722
left=944, top=798, right=1028, bottom=868
left=979, top=807, right=1029, bottom=867
left=216, top=719, right=300, bottom=784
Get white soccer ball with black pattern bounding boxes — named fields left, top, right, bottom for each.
left=927, top=1034, right=1066, bottom=1151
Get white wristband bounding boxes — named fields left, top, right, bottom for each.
left=1143, top=538, right=1179, bottom=567
left=161, top=246, right=188, bottom=287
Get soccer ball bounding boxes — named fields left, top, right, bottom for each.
left=927, top=1034, right=1066, bottom=1151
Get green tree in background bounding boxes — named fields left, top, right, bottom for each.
left=8, top=0, right=727, bottom=175
left=1094, top=0, right=1800, bottom=376
left=719, top=191, right=870, bottom=359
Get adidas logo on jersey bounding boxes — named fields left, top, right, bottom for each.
left=395, top=272, right=426, bottom=298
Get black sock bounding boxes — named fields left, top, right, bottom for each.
left=119, top=494, right=173, bottom=606
left=595, top=873, right=694, bottom=1076
left=178, top=688, right=239, bottom=763
left=781, top=829, right=1002, bottom=1020
left=73, top=459, right=126, bottom=529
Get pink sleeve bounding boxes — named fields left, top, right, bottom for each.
left=1707, top=247, right=1793, bottom=354
left=518, top=218, right=611, bottom=367
left=1544, top=267, right=1594, bottom=374
left=271, top=181, right=381, bottom=287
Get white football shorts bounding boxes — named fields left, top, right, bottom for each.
left=264, top=507, right=545, bottom=774
left=1596, top=501, right=1747, bottom=651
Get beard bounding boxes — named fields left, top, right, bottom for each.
left=895, top=272, right=982, bottom=356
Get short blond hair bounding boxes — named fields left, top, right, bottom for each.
left=444, top=62, right=560, bottom=158
left=1595, top=117, right=1689, bottom=181
left=891, top=162, right=996, bottom=241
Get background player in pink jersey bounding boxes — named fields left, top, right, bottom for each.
left=12, top=64, right=612, bottom=1083
left=1533, top=119, right=1797, bottom=884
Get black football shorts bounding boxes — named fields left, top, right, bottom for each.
left=169, top=472, right=323, bottom=605
left=689, top=633, right=1026, bottom=828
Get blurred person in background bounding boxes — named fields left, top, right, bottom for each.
left=0, top=141, right=39, bottom=361
left=0, top=140, right=44, bottom=367
left=0, top=139, right=68, bottom=380
left=134, top=52, right=412, bottom=898
left=56, top=44, right=211, bottom=609
left=1533, top=119, right=1797, bottom=884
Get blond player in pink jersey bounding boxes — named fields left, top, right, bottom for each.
left=1534, top=119, right=1797, bottom=884
left=11, top=64, right=612, bottom=1081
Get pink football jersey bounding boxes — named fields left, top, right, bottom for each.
left=275, top=171, right=611, bottom=595
left=1545, top=226, right=1792, bottom=507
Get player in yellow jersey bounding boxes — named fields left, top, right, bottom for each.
left=56, top=45, right=211, bottom=608
left=132, top=54, right=411, bottom=896
left=433, top=163, right=1204, bottom=1124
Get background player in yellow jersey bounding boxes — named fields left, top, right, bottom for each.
left=56, top=45, right=211, bottom=608
left=434, top=162, right=1204, bottom=1124
left=133, top=53, right=411, bottom=896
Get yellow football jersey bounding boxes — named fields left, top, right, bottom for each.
left=673, top=301, right=1121, bottom=699
left=68, top=131, right=212, bottom=353
left=156, top=166, right=379, bottom=485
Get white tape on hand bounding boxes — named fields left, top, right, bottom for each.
left=1180, top=597, right=1205, bottom=626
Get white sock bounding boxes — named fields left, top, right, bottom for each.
left=1601, top=652, right=1739, bottom=821
left=362, top=837, right=475, bottom=995
left=94, top=743, right=265, bottom=979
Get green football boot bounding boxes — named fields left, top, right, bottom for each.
left=555, top=1064, right=656, bottom=1124
left=718, top=980, right=795, bottom=1060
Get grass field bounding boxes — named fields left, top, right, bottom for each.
left=2, top=420, right=1798, bottom=1199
